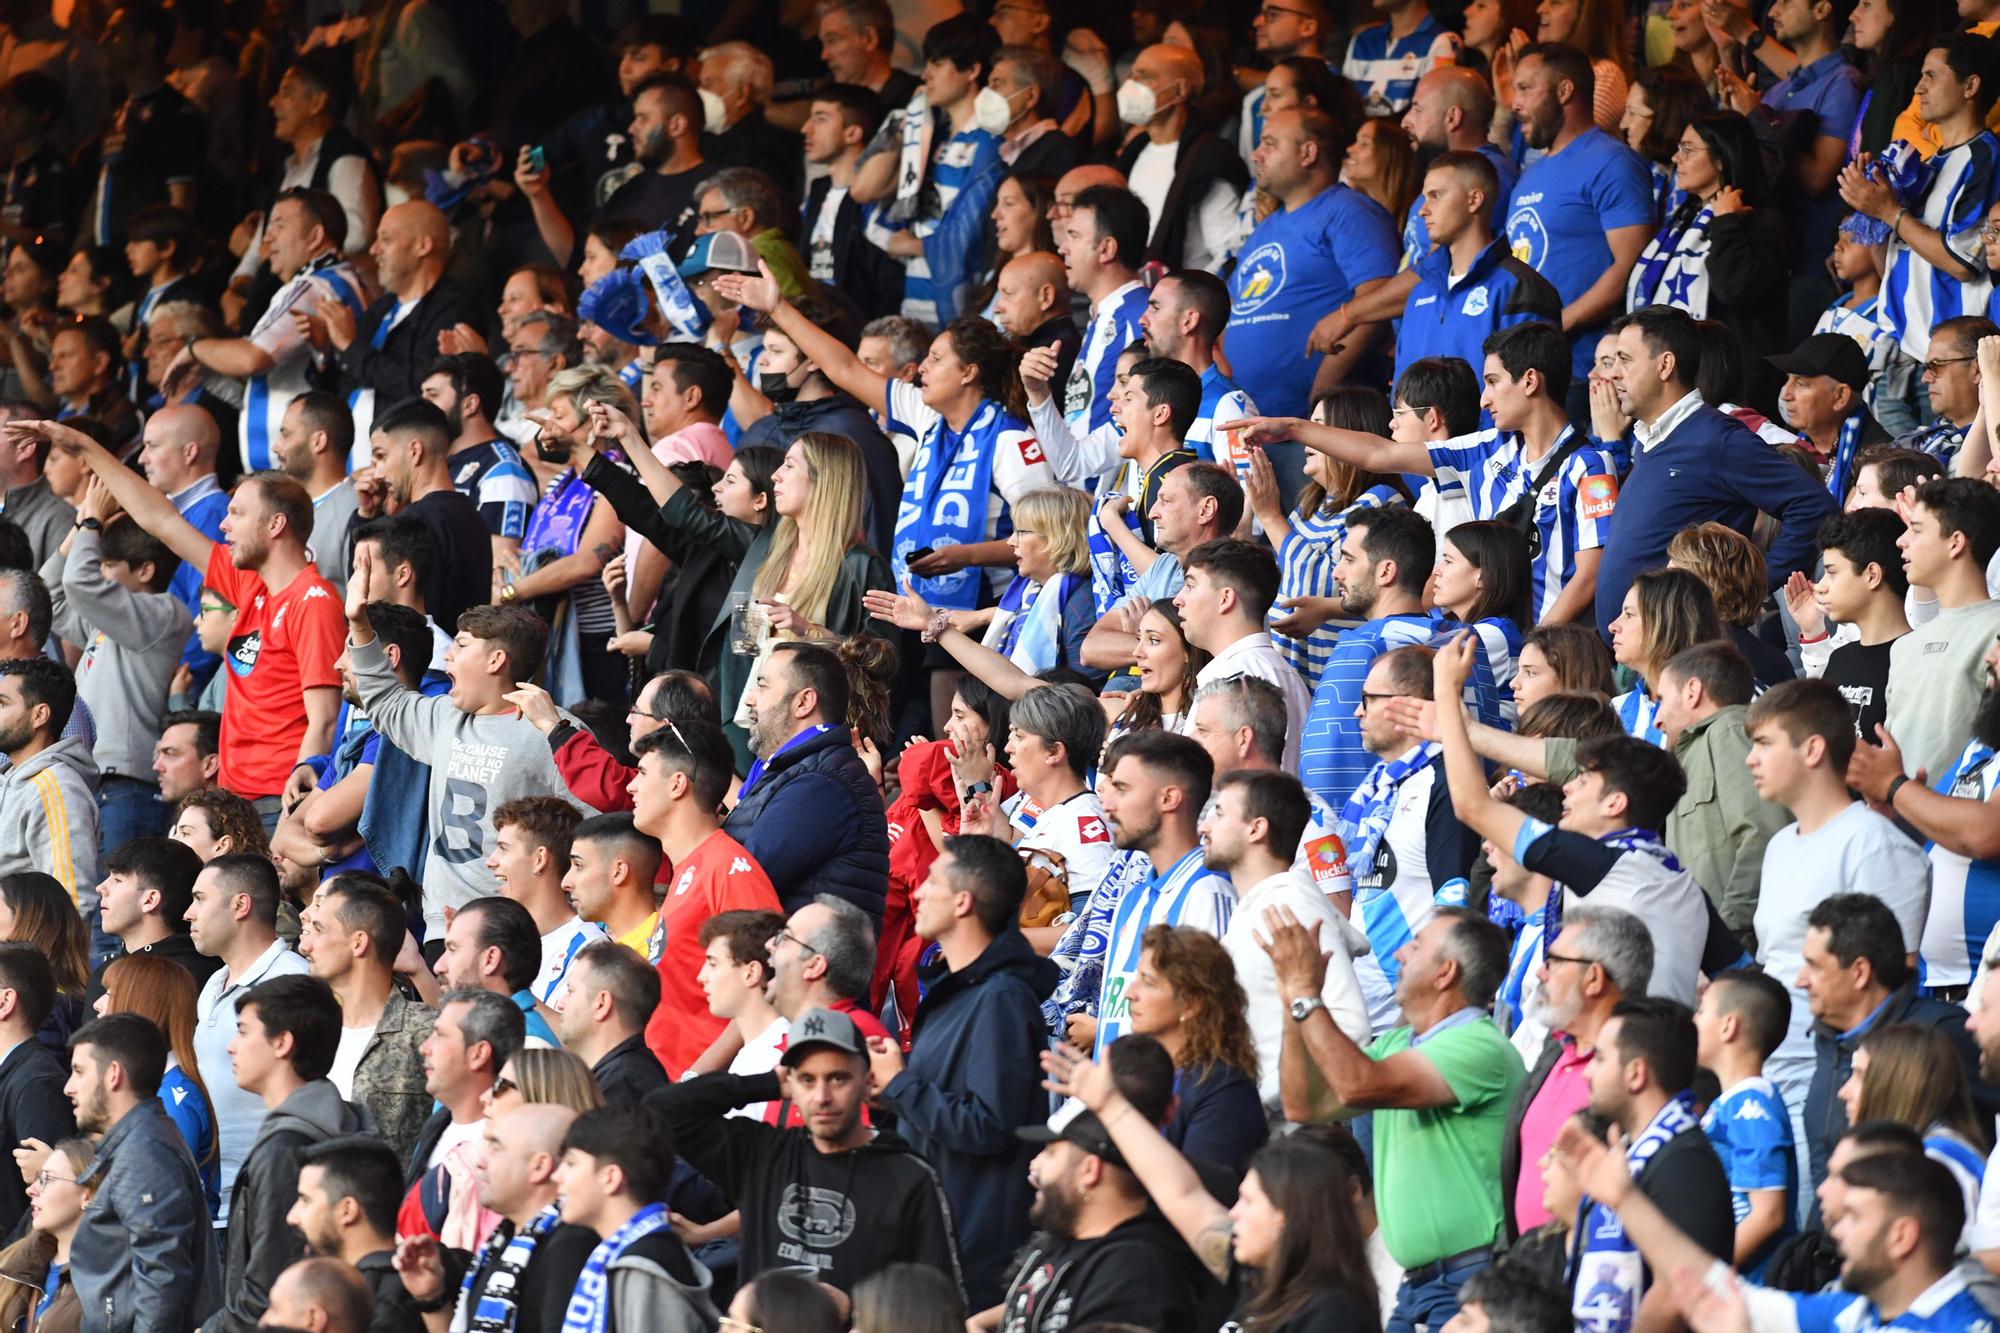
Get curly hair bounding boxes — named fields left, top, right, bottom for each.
left=1666, top=521, right=1768, bottom=628
left=1140, top=924, right=1259, bottom=1083
left=835, top=631, right=899, bottom=757
left=942, top=318, right=1027, bottom=419
left=174, top=789, right=271, bottom=861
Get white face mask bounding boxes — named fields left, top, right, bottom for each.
left=698, top=87, right=728, bottom=135
left=1116, top=78, right=1170, bottom=127
left=384, top=183, right=412, bottom=209
left=973, top=86, right=1014, bottom=136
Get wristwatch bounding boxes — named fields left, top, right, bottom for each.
left=1742, top=27, right=1766, bottom=51
left=72, top=517, right=101, bottom=532
left=1289, top=996, right=1328, bottom=1023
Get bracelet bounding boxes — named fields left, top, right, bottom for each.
left=920, top=607, right=952, bottom=644
left=1102, top=1101, right=1133, bottom=1130
left=411, top=1288, right=455, bottom=1314
left=1891, top=207, right=1907, bottom=235
left=498, top=583, right=518, bottom=604
left=1885, top=773, right=1911, bottom=806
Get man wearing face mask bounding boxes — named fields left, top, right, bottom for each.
left=696, top=43, right=804, bottom=213
left=1112, top=45, right=1248, bottom=275
left=986, top=46, right=1078, bottom=178
left=735, top=296, right=902, bottom=558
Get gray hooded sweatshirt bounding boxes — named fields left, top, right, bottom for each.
left=0, top=735, right=99, bottom=917
left=46, top=528, right=189, bottom=783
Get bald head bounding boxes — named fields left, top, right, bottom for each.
left=1005, top=251, right=1067, bottom=294
left=993, top=250, right=1070, bottom=338
left=506, top=1101, right=579, bottom=1154
left=139, top=402, right=221, bottom=493
left=262, top=1258, right=373, bottom=1333
left=373, top=201, right=451, bottom=296
left=1054, top=164, right=1125, bottom=212
left=1134, top=43, right=1204, bottom=100
left=1407, top=65, right=1497, bottom=150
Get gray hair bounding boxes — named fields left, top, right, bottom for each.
left=1433, top=908, right=1510, bottom=1010
left=516, top=311, right=582, bottom=366
left=1010, top=684, right=1107, bottom=780
left=993, top=45, right=1061, bottom=118
left=1193, top=676, right=1287, bottom=765
left=700, top=42, right=774, bottom=104
left=701, top=166, right=783, bottom=231
left=0, top=570, right=50, bottom=651
left=545, top=364, right=638, bottom=421
left=859, top=316, right=930, bottom=369
left=805, top=894, right=877, bottom=1003
left=150, top=299, right=222, bottom=342
left=440, top=988, right=526, bottom=1075
left=1563, top=905, right=1655, bottom=999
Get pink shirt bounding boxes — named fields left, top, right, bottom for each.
left=1513, top=1037, right=1592, bottom=1234
left=656, top=423, right=733, bottom=471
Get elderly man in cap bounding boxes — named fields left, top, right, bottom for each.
left=1770, top=332, right=1893, bottom=506
left=644, top=1007, right=961, bottom=1296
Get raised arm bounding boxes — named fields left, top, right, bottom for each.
left=8, top=421, right=216, bottom=572
left=1431, top=633, right=1532, bottom=850
left=1217, top=413, right=1433, bottom=477
left=863, top=583, right=1044, bottom=701
left=1040, top=1046, right=1235, bottom=1282
left=714, top=262, right=889, bottom=419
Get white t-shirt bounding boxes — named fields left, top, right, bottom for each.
left=1753, top=803, right=1931, bottom=1088
left=1225, top=870, right=1371, bottom=1106
left=1007, top=788, right=1117, bottom=915
left=1193, top=633, right=1312, bottom=771
left=534, top=916, right=608, bottom=1014
left=426, top=1115, right=485, bottom=1173
left=726, top=1015, right=790, bottom=1122
left=328, top=1024, right=377, bottom=1099
left=1885, top=598, right=2000, bottom=786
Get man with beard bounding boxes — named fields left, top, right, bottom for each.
left=420, top=355, right=538, bottom=577
left=1501, top=44, right=1654, bottom=411
left=316, top=202, right=467, bottom=446
left=1496, top=905, right=1652, bottom=1244
left=272, top=393, right=361, bottom=589
left=647, top=1006, right=961, bottom=1296
left=1296, top=505, right=1438, bottom=809
left=1069, top=730, right=1232, bottom=1058
left=64, top=1014, right=223, bottom=1332
left=288, top=1136, right=423, bottom=1333
left=1849, top=635, right=2000, bottom=999
left=354, top=399, right=491, bottom=635
left=1555, top=1114, right=1993, bottom=1331
left=984, top=1099, right=1200, bottom=1332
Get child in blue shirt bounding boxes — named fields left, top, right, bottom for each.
left=1693, top=968, right=1798, bottom=1279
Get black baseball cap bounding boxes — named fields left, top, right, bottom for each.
left=779, top=1007, right=866, bottom=1065
left=1016, top=1098, right=1128, bottom=1169
left=1768, top=333, right=1870, bottom=394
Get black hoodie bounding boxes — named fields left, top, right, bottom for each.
left=649, top=1071, right=962, bottom=1296
left=998, top=1212, right=1200, bottom=1333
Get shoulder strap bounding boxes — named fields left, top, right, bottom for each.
left=1509, top=431, right=1587, bottom=536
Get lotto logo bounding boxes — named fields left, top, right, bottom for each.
left=1078, top=817, right=1110, bottom=844
left=1019, top=436, right=1045, bottom=466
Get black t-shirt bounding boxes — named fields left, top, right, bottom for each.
left=999, top=1215, right=1199, bottom=1333
left=1824, top=636, right=1898, bottom=741
left=595, top=161, right=721, bottom=260
left=98, top=85, right=207, bottom=242
left=1221, top=1271, right=1374, bottom=1333
left=405, top=488, right=495, bottom=636
left=468, top=1221, right=598, bottom=1333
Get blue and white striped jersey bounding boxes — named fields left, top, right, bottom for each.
left=1919, top=739, right=2000, bottom=988
left=1736, top=1263, right=1998, bottom=1333
left=896, top=124, right=1003, bottom=327
left=1342, top=16, right=1460, bottom=117
left=1093, top=847, right=1237, bottom=1055
left=1880, top=131, right=2000, bottom=358
left=1615, top=688, right=1667, bottom=748
left=1434, top=615, right=1522, bottom=730
left=1426, top=426, right=1619, bottom=623
left=1269, top=486, right=1401, bottom=688
left=1186, top=364, right=1258, bottom=479
left=241, top=256, right=371, bottom=474
left=1064, top=280, right=1149, bottom=437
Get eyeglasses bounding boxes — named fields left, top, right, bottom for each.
left=1671, top=140, right=1706, bottom=159
left=1921, top=356, right=1976, bottom=374
left=695, top=209, right=738, bottom=227
left=491, top=1076, right=517, bottom=1098
left=1258, top=4, right=1315, bottom=19
left=1360, top=691, right=1401, bottom=705
left=1046, top=199, right=1076, bottom=219
left=1978, top=221, right=2000, bottom=242
left=32, top=1171, right=74, bottom=1188
left=198, top=600, right=231, bottom=616
left=1543, top=951, right=1596, bottom=969
left=770, top=927, right=819, bottom=959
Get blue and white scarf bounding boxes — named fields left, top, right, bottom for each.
left=1337, top=742, right=1441, bottom=880
left=1497, top=899, right=1549, bottom=1034
left=458, top=1202, right=562, bottom=1333
left=561, top=1203, right=675, bottom=1333
left=1045, top=849, right=1151, bottom=1029
left=1825, top=409, right=1867, bottom=501
left=1573, top=1092, right=1700, bottom=1333
left=988, top=572, right=1080, bottom=675
left=1087, top=494, right=1140, bottom=617
left=621, top=230, right=709, bottom=339
left=1900, top=418, right=1967, bottom=464
left=1627, top=205, right=1715, bottom=317
left=892, top=400, right=1005, bottom=610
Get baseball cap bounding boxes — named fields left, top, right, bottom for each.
left=1016, top=1097, right=1128, bottom=1170
left=677, top=229, right=760, bottom=279
left=779, top=1007, right=866, bottom=1065
left=1767, top=333, right=1870, bottom=394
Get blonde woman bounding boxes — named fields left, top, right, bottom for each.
left=864, top=487, right=1099, bottom=700
left=581, top=412, right=891, bottom=767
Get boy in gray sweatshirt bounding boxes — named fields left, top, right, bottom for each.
left=344, top=547, right=593, bottom=937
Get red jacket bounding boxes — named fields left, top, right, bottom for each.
left=551, top=723, right=636, bottom=812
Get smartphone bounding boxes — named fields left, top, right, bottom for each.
left=526, top=145, right=547, bottom=174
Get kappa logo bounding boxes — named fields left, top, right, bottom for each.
left=1078, top=816, right=1110, bottom=844
left=729, top=857, right=753, bottom=875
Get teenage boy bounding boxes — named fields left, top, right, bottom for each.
left=342, top=544, right=585, bottom=940
left=1793, top=508, right=1910, bottom=740
left=646, top=1006, right=962, bottom=1295
left=695, top=910, right=789, bottom=1120
left=1884, top=477, right=2000, bottom=782
left=550, top=1104, right=720, bottom=1329
left=562, top=814, right=666, bottom=963
left=1692, top=968, right=1797, bottom=1280
left=1744, top=679, right=1930, bottom=1143
left=486, top=796, right=602, bottom=1015
left=1056, top=186, right=1149, bottom=438
left=1175, top=539, right=1311, bottom=768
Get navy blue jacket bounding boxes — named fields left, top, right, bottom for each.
left=1164, top=1061, right=1267, bottom=1182
left=880, top=929, right=1058, bottom=1310
left=1594, top=403, right=1837, bottom=633
left=722, top=724, right=890, bottom=925
left=1395, top=237, right=1563, bottom=384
